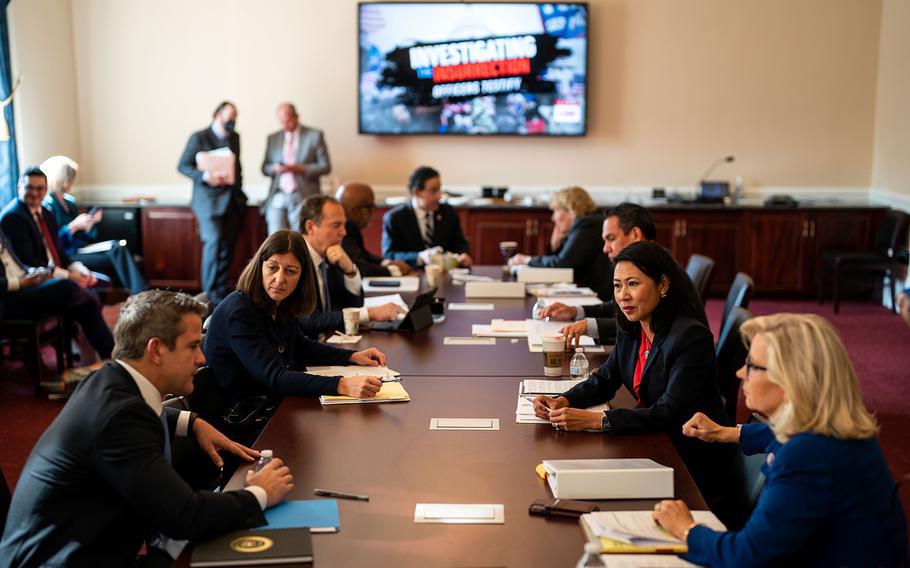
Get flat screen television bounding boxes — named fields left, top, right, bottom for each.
left=358, top=2, right=589, bottom=136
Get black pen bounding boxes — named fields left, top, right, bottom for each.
left=314, top=488, right=370, bottom=501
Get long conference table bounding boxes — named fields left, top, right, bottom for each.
left=179, top=267, right=707, bottom=567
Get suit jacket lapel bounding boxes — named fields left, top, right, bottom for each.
left=638, top=332, right=667, bottom=400
left=405, top=204, right=424, bottom=248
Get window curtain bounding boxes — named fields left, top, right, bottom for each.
left=0, top=0, right=18, bottom=204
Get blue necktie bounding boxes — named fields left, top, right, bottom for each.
left=159, top=411, right=171, bottom=465
left=320, top=261, right=332, bottom=311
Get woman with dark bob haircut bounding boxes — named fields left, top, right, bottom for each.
left=534, top=241, right=746, bottom=527
left=204, top=230, right=389, bottom=411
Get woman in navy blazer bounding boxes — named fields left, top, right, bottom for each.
left=534, top=241, right=744, bottom=526
left=654, top=313, right=909, bottom=567
left=204, top=230, right=389, bottom=410
left=508, top=186, right=612, bottom=300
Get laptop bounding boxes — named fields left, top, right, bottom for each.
left=368, top=288, right=437, bottom=332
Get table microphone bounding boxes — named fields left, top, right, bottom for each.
left=698, top=155, right=735, bottom=184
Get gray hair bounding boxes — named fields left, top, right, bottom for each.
left=112, top=290, right=207, bottom=360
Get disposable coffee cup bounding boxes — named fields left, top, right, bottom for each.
left=342, top=307, right=360, bottom=336
left=542, top=334, right=566, bottom=377
left=425, top=264, right=443, bottom=287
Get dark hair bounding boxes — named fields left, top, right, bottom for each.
left=19, top=166, right=47, bottom=185
left=299, top=194, right=339, bottom=229
left=605, top=203, right=657, bottom=240
left=235, top=230, right=316, bottom=321
left=613, top=241, right=707, bottom=337
left=212, top=101, right=235, bottom=118
left=407, top=166, right=440, bottom=194
left=112, top=290, right=207, bottom=360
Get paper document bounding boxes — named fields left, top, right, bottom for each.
left=600, top=556, right=699, bottom=567
left=76, top=239, right=123, bottom=255
left=472, top=319, right=530, bottom=337
left=364, top=293, right=408, bottom=311
left=516, top=385, right=609, bottom=424
left=521, top=378, right=585, bottom=395
left=414, top=503, right=504, bottom=524
left=363, top=276, right=420, bottom=293
left=326, top=334, right=362, bottom=344
left=263, top=500, right=340, bottom=533
left=448, top=302, right=495, bottom=311
left=451, top=274, right=494, bottom=283
left=541, top=295, right=604, bottom=307
left=444, top=336, right=496, bottom=345
left=196, top=148, right=236, bottom=185
left=306, top=365, right=399, bottom=378
left=581, top=510, right=725, bottom=553
left=319, top=381, right=410, bottom=405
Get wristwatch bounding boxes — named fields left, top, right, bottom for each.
left=601, top=412, right=613, bottom=433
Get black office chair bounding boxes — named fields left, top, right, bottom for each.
left=716, top=307, right=752, bottom=423
left=1, top=463, right=11, bottom=536
left=720, top=273, right=754, bottom=335
left=817, top=209, right=909, bottom=314
left=738, top=419, right=768, bottom=515
left=686, top=254, right=716, bottom=305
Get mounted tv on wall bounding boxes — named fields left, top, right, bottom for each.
left=358, top=2, right=589, bottom=136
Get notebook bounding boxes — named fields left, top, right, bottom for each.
left=319, top=380, right=411, bottom=405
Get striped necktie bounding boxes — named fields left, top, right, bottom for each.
left=423, top=211, right=434, bottom=248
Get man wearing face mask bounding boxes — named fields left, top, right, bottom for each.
left=178, top=101, right=248, bottom=307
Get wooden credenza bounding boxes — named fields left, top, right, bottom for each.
left=138, top=203, right=886, bottom=297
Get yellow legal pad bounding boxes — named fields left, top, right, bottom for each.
left=319, top=381, right=411, bottom=405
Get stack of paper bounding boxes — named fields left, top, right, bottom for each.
left=540, top=295, right=604, bottom=307
left=580, top=510, right=725, bottom=554
left=520, top=378, right=585, bottom=395
left=527, top=283, right=598, bottom=297
left=516, top=386, right=610, bottom=424
left=319, top=381, right=410, bottom=405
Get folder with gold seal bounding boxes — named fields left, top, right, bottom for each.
left=190, top=526, right=313, bottom=566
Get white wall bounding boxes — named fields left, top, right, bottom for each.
left=9, top=0, right=887, bottom=205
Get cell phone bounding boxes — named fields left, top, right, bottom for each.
left=370, top=280, right=401, bottom=287
left=88, top=206, right=100, bottom=216
left=529, top=498, right=599, bottom=518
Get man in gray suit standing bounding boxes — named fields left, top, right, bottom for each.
left=261, top=103, right=331, bottom=234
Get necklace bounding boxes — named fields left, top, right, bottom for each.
left=643, top=333, right=653, bottom=360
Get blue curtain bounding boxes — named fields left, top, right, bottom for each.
left=0, top=0, right=18, bottom=204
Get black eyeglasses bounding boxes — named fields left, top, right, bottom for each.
left=744, top=357, right=768, bottom=376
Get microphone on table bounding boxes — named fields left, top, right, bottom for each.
left=698, top=155, right=735, bottom=186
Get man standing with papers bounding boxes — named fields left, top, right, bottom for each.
left=178, top=101, right=247, bottom=307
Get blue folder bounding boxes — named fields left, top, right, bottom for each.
left=262, top=499, right=340, bottom=533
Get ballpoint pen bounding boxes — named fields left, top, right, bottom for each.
left=381, top=376, right=402, bottom=383
left=314, top=488, right=370, bottom=501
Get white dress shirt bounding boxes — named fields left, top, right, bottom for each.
left=304, top=238, right=368, bottom=321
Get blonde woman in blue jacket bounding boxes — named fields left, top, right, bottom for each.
left=653, top=313, right=908, bottom=567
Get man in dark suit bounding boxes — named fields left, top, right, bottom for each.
left=177, top=101, right=248, bottom=306
left=261, top=102, right=331, bottom=233
left=1, top=225, right=114, bottom=359
left=336, top=181, right=412, bottom=277
left=0, top=290, right=294, bottom=568
left=0, top=167, right=109, bottom=290
left=541, top=203, right=707, bottom=346
left=381, top=166, right=472, bottom=268
left=298, top=195, right=404, bottom=337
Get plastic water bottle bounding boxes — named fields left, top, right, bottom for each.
left=575, top=542, right=606, bottom=567
left=532, top=297, right=546, bottom=319
left=570, top=348, right=589, bottom=380
left=253, top=449, right=273, bottom=473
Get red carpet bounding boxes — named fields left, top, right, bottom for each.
left=3, top=299, right=910, bottom=517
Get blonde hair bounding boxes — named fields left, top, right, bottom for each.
left=39, top=155, right=79, bottom=194
left=549, top=186, right=597, bottom=218
left=740, top=313, right=878, bottom=442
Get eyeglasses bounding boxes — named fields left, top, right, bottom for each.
left=744, top=357, right=768, bottom=376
